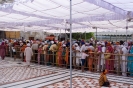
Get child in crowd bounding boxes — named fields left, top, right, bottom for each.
left=12, top=45, right=16, bottom=61
left=81, top=50, right=89, bottom=72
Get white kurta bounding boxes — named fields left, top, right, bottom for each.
left=75, top=46, right=81, bottom=66
left=24, top=47, right=33, bottom=65
left=121, top=46, right=128, bottom=76
left=101, top=46, right=106, bottom=70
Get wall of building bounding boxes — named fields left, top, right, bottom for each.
left=20, top=31, right=58, bottom=40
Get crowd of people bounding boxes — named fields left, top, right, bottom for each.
left=0, top=38, right=133, bottom=77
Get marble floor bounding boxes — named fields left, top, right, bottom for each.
left=0, top=57, right=133, bottom=88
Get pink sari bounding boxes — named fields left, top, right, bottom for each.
left=106, top=45, right=114, bottom=73
left=38, top=47, right=42, bottom=64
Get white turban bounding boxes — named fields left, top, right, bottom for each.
left=101, top=42, right=105, bottom=46
left=97, top=42, right=100, bottom=45
left=85, top=43, right=89, bottom=45
left=45, top=41, right=47, bottom=44
left=27, top=43, right=30, bottom=47
left=51, top=41, right=54, bottom=44
left=63, top=44, right=66, bottom=47
left=74, top=43, right=78, bottom=46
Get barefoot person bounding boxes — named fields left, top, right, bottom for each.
left=99, top=69, right=110, bottom=87
left=24, top=43, right=33, bottom=67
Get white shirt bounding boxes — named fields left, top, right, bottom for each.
left=12, top=47, right=16, bottom=52
left=75, top=46, right=81, bottom=57
left=76, top=46, right=80, bottom=51
left=81, top=53, right=89, bottom=59
left=102, top=47, right=106, bottom=53
left=80, top=44, right=87, bottom=52
left=121, top=46, right=128, bottom=60
left=122, top=47, right=128, bottom=55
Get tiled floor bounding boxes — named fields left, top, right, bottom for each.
left=0, top=57, right=133, bottom=88
left=0, top=66, right=55, bottom=86
left=44, top=76, right=131, bottom=88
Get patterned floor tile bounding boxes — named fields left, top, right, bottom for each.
left=44, top=76, right=132, bottom=88
left=0, top=66, right=55, bottom=85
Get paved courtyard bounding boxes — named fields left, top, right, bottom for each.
left=0, top=57, right=133, bottom=88
left=44, top=76, right=132, bottom=88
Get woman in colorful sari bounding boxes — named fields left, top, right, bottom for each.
left=65, top=47, right=69, bottom=68
left=37, top=45, right=43, bottom=64
left=57, top=42, right=63, bottom=67
left=88, top=48, right=94, bottom=71
left=55, top=42, right=59, bottom=66
left=62, top=44, right=66, bottom=67
left=105, top=49, right=111, bottom=71
left=20, top=42, right=27, bottom=62
left=128, top=44, right=133, bottom=76
left=106, top=42, right=114, bottom=73
left=94, top=45, right=98, bottom=72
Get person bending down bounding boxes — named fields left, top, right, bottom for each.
left=99, top=69, right=110, bottom=87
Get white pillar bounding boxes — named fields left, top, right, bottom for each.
left=69, top=0, right=72, bottom=88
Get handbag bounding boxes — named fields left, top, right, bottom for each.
left=105, top=53, right=111, bottom=59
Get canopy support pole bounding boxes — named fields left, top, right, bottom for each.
left=116, top=30, right=117, bottom=42
left=24, top=25, right=25, bottom=40
left=85, top=31, right=86, bottom=41
left=69, top=0, right=72, bottom=88
left=60, top=28, right=61, bottom=41
left=101, top=35, right=103, bottom=41
left=126, top=21, right=128, bottom=42
left=96, top=27, right=97, bottom=41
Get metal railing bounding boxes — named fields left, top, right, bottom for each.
left=5, top=46, right=133, bottom=77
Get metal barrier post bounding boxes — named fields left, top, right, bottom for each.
left=118, top=54, right=121, bottom=75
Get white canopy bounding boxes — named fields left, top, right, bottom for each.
left=0, top=0, right=133, bottom=33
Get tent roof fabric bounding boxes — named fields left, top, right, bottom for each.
left=0, top=0, right=133, bottom=33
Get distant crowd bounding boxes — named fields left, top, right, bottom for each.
left=0, top=38, right=133, bottom=77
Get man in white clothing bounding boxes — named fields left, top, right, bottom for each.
left=80, top=43, right=89, bottom=52
left=120, top=41, right=128, bottom=76
left=24, top=43, right=33, bottom=67
left=100, top=42, right=106, bottom=72
left=75, top=43, right=81, bottom=68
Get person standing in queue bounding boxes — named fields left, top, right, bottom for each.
left=24, top=43, right=33, bottom=67
left=81, top=50, right=89, bottom=72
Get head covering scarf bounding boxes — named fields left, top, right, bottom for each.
left=27, top=43, right=30, bottom=47
left=1, top=42, right=4, bottom=45
left=130, top=46, right=133, bottom=54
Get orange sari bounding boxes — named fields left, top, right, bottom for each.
left=21, top=45, right=27, bottom=62
left=88, top=49, right=94, bottom=71
left=58, top=46, right=62, bottom=66
left=65, top=47, right=69, bottom=64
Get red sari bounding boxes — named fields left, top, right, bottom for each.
left=21, top=45, right=27, bottom=62
left=106, top=45, right=114, bottom=73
